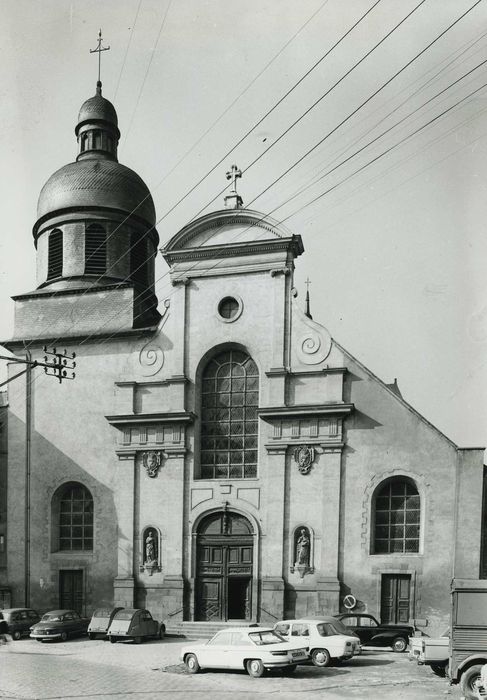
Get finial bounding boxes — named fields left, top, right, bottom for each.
left=305, top=277, right=313, bottom=319
left=224, top=164, right=243, bottom=209
left=90, top=29, right=110, bottom=90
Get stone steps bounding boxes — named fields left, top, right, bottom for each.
left=165, top=620, right=256, bottom=639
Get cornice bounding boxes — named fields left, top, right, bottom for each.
left=258, top=404, right=354, bottom=420
left=105, top=411, right=195, bottom=426
left=162, top=236, right=303, bottom=264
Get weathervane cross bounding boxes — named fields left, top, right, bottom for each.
left=226, top=164, right=242, bottom=193
left=90, top=29, right=110, bottom=84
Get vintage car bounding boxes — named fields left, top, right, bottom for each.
left=274, top=618, right=360, bottom=667
left=107, top=608, right=165, bottom=643
left=335, top=613, right=414, bottom=652
left=0, top=608, right=40, bottom=640
left=180, top=627, right=308, bottom=677
left=88, top=607, right=124, bottom=639
left=30, top=609, right=89, bottom=641
left=409, top=630, right=449, bottom=676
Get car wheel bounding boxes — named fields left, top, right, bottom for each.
left=460, top=664, right=484, bottom=700
left=430, top=663, right=447, bottom=678
left=88, top=633, right=95, bottom=640
left=36, top=638, right=44, bottom=643
left=109, top=636, right=117, bottom=644
left=246, top=658, right=265, bottom=678
left=134, top=636, right=142, bottom=644
left=311, top=648, right=331, bottom=667
left=12, top=631, right=21, bottom=641
left=185, top=653, right=200, bottom=674
left=392, top=636, right=407, bottom=653
left=159, top=625, right=166, bottom=640
left=60, top=632, right=68, bottom=642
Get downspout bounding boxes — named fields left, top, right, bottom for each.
left=24, top=348, right=32, bottom=607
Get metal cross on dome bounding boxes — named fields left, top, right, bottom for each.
left=90, top=29, right=110, bottom=83
left=226, top=164, right=242, bottom=193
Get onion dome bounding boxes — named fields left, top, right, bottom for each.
left=33, top=80, right=156, bottom=237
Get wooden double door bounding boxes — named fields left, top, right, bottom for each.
left=196, top=541, right=253, bottom=621
left=380, top=574, right=411, bottom=624
left=59, top=570, right=84, bottom=614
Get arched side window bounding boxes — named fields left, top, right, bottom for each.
left=200, top=350, right=259, bottom=479
left=58, top=483, right=94, bottom=551
left=373, top=478, right=420, bottom=554
left=85, top=223, right=107, bottom=275
left=47, top=229, right=63, bottom=280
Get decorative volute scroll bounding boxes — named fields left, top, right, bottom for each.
left=291, top=289, right=332, bottom=366
left=138, top=299, right=170, bottom=377
left=290, top=525, right=314, bottom=578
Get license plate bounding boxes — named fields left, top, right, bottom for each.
left=292, top=650, right=306, bottom=658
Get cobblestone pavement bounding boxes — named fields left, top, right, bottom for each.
left=0, top=637, right=463, bottom=700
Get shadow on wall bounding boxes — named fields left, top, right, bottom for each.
left=7, top=411, right=118, bottom=613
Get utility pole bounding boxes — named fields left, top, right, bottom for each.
left=0, top=346, right=76, bottom=606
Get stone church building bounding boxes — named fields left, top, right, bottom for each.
left=1, top=80, right=484, bottom=636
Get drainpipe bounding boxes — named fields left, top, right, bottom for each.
left=24, top=348, right=32, bottom=607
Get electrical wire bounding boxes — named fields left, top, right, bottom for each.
left=114, top=0, right=144, bottom=100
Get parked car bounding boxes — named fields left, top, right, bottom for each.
left=273, top=617, right=361, bottom=667
left=30, top=609, right=89, bottom=642
left=409, top=630, right=449, bottom=676
left=88, top=607, right=124, bottom=639
left=180, top=627, right=308, bottom=677
left=107, top=608, right=165, bottom=644
left=335, top=613, right=414, bottom=652
left=0, top=608, right=40, bottom=640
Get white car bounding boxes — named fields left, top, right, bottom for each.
left=180, top=626, right=308, bottom=677
left=274, top=617, right=361, bottom=667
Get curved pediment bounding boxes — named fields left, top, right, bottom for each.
left=162, top=208, right=295, bottom=253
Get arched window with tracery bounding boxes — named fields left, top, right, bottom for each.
left=373, top=478, right=420, bottom=554
left=200, top=350, right=259, bottom=479
left=57, top=483, right=94, bottom=551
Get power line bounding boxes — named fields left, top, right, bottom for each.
left=114, top=0, right=144, bottom=100
left=5, top=0, right=379, bottom=359
left=149, top=0, right=383, bottom=226
left=122, top=0, right=173, bottom=147
left=246, top=0, right=483, bottom=210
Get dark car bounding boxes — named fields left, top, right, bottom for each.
left=0, top=608, right=40, bottom=640
left=334, top=613, right=414, bottom=652
left=30, top=609, right=90, bottom=642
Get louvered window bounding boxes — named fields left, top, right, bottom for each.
left=85, top=224, right=107, bottom=275
left=59, top=483, right=93, bottom=551
left=373, top=479, right=420, bottom=554
left=47, top=229, right=63, bottom=280
left=130, top=233, right=147, bottom=287
left=200, top=350, right=259, bottom=479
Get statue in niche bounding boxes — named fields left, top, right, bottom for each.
left=296, top=528, right=310, bottom=565
left=291, top=526, right=313, bottom=578
left=140, top=528, right=161, bottom=575
left=145, top=530, right=156, bottom=564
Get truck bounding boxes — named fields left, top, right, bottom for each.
left=449, top=579, right=487, bottom=700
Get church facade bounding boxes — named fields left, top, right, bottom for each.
left=2, top=81, right=484, bottom=636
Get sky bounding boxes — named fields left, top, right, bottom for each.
left=0, top=0, right=486, bottom=450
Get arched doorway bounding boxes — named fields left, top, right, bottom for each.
left=196, top=510, right=253, bottom=621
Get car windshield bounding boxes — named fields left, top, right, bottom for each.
left=41, top=613, right=63, bottom=622
left=249, top=630, right=285, bottom=646
left=93, top=609, right=111, bottom=618
left=317, top=622, right=341, bottom=637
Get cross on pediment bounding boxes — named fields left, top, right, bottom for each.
left=226, top=164, right=242, bottom=194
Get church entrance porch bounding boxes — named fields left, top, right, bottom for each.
left=195, top=511, right=253, bottom=622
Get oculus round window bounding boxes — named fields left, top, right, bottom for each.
left=217, top=296, right=242, bottom=322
